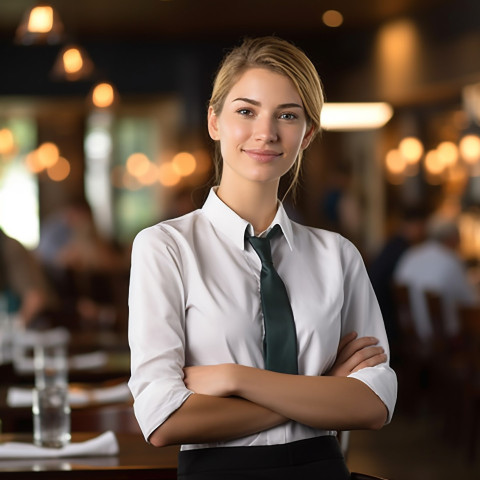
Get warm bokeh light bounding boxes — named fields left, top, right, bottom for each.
left=398, top=136, right=424, bottom=164
left=436, top=141, right=458, bottom=167
left=0, top=128, right=15, bottom=155
left=459, top=134, right=480, bottom=164
left=126, top=153, right=150, bottom=177
left=37, top=142, right=59, bottom=168
left=47, top=156, right=70, bottom=181
left=385, top=149, right=407, bottom=175
left=375, top=20, right=420, bottom=99
left=137, top=162, right=159, bottom=186
left=158, top=162, right=181, bottom=187
left=92, top=83, right=115, bottom=108
left=172, top=152, right=196, bottom=176
left=27, top=6, right=53, bottom=33
left=63, top=47, right=83, bottom=74
left=322, top=10, right=343, bottom=27
left=424, top=149, right=444, bottom=175
left=25, top=150, right=44, bottom=173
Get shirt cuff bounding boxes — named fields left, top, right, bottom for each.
left=348, top=364, right=398, bottom=424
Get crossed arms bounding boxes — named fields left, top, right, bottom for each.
left=149, top=332, right=389, bottom=447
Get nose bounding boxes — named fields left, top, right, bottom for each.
left=254, top=116, right=278, bottom=143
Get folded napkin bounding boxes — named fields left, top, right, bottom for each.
left=7, top=382, right=132, bottom=407
left=13, top=350, right=109, bottom=374
left=0, top=431, right=119, bottom=458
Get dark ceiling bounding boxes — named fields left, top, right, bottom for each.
left=0, top=0, right=451, bottom=41
left=0, top=0, right=475, bottom=110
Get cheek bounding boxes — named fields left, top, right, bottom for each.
left=219, top=122, right=250, bottom=146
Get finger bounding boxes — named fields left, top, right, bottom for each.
left=337, top=336, right=380, bottom=364
left=344, top=346, right=385, bottom=372
left=351, top=353, right=388, bottom=373
left=337, top=331, right=357, bottom=354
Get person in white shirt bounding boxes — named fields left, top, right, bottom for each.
left=128, top=36, right=397, bottom=480
left=394, top=215, right=477, bottom=345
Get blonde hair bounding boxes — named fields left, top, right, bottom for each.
left=209, top=36, right=324, bottom=199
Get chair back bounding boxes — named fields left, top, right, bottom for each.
left=424, top=290, right=448, bottom=355
left=392, top=283, right=421, bottom=347
left=458, top=304, right=480, bottom=373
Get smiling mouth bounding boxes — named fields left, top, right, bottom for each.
left=242, top=149, right=282, bottom=162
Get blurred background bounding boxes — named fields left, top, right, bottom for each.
left=1, top=1, right=480, bottom=478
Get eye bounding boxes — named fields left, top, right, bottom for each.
left=236, top=108, right=254, bottom=116
left=279, top=112, right=298, bottom=120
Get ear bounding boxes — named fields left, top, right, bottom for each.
left=300, top=124, right=315, bottom=150
left=207, top=106, right=220, bottom=141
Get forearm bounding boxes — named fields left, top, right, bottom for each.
left=233, top=366, right=387, bottom=431
left=149, top=393, right=287, bottom=447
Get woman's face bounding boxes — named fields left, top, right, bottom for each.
left=208, top=68, right=313, bottom=189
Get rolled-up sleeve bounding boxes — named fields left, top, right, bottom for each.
left=339, top=238, right=398, bottom=424
left=128, top=226, right=193, bottom=441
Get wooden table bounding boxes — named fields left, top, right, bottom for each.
left=0, top=432, right=180, bottom=479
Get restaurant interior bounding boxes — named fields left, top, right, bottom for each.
left=0, top=0, right=480, bottom=478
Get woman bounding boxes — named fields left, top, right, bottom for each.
left=128, top=36, right=397, bottom=479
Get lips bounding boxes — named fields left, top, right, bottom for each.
left=242, top=149, right=282, bottom=163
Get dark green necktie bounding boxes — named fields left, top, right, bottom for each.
left=247, top=224, right=298, bottom=375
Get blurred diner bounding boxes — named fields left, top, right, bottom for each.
left=0, top=227, right=58, bottom=329
left=394, top=214, right=478, bottom=349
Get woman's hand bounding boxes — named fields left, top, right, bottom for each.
left=183, top=364, right=237, bottom=397
left=327, top=332, right=387, bottom=377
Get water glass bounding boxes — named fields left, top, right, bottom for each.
left=34, top=344, right=68, bottom=389
left=32, top=385, right=71, bottom=448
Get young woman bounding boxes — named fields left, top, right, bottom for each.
left=128, top=36, right=397, bottom=479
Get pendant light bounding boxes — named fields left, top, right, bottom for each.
left=15, top=3, right=64, bottom=45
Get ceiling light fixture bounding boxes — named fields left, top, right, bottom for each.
left=51, top=44, right=95, bottom=81
left=321, top=102, right=393, bottom=131
left=15, top=3, right=64, bottom=45
left=322, top=10, right=343, bottom=28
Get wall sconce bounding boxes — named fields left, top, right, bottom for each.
left=51, top=44, right=95, bottom=81
left=15, top=3, right=64, bottom=45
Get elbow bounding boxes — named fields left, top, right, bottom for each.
left=365, top=403, right=388, bottom=431
left=148, top=426, right=174, bottom=448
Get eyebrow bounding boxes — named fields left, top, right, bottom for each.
left=232, top=97, right=304, bottom=109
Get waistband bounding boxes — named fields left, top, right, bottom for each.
left=177, top=435, right=343, bottom=474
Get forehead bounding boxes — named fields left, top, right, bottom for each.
left=226, top=67, right=302, bottom=104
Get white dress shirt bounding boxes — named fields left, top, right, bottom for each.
left=128, top=188, right=397, bottom=450
left=394, top=240, right=477, bottom=340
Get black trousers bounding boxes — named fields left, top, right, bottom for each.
left=177, top=435, right=351, bottom=480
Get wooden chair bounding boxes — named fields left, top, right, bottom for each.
left=457, top=304, right=480, bottom=462
left=70, top=402, right=142, bottom=435
left=424, top=290, right=455, bottom=423
left=424, top=290, right=448, bottom=356
left=391, top=284, right=429, bottom=413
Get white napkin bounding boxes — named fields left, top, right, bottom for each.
left=7, top=382, right=132, bottom=407
left=0, top=431, right=119, bottom=458
left=13, top=350, right=109, bottom=374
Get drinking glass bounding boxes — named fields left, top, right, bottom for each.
left=32, top=385, right=71, bottom=448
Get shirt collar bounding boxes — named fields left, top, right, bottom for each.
left=201, top=187, right=294, bottom=251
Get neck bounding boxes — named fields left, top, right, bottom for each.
left=217, top=180, right=279, bottom=235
